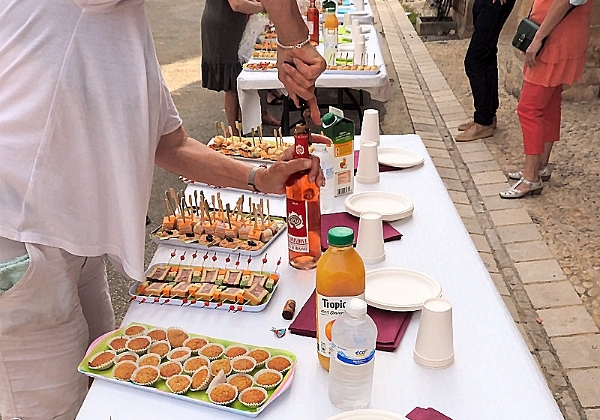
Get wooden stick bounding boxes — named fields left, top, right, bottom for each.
left=221, top=122, right=227, bottom=141
left=226, top=203, right=232, bottom=228
left=273, top=129, right=278, bottom=148
left=251, top=127, right=255, bottom=147
left=267, top=199, right=271, bottom=223
left=215, top=121, right=219, bottom=138
left=258, top=125, right=263, bottom=144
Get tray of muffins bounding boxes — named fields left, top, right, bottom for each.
left=78, top=323, right=297, bottom=417
left=130, top=261, right=280, bottom=312
left=151, top=189, right=286, bottom=256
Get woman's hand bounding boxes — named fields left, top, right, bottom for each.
left=253, top=133, right=331, bottom=193
left=524, top=37, right=544, bottom=68
left=277, top=45, right=326, bottom=125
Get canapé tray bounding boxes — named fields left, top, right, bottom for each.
left=130, top=263, right=280, bottom=312
left=78, top=323, right=296, bottom=417
left=207, top=136, right=295, bottom=164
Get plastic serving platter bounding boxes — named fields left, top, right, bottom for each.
left=78, top=323, right=296, bottom=417
left=129, top=263, right=280, bottom=312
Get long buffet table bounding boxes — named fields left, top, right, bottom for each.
left=238, top=17, right=392, bottom=134
left=76, top=135, right=563, bottom=419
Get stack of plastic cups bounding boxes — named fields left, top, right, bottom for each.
left=355, top=0, right=365, bottom=11
left=355, top=142, right=379, bottom=184
left=413, top=297, right=455, bottom=369
left=360, top=109, right=380, bottom=145
left=351, top=19, right=361, bottom=44
left=355, top=211, right=385, bottom=264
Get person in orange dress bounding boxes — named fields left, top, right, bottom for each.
left=500, top=0, right=592, bottom=198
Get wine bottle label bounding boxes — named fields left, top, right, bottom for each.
left=287, top=198, right=309, bottom=252
left=316, top=293, right=364, bottom=358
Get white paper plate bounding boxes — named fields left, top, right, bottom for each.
left=378, top=148, right=424, bottom=168
left=327, top=409, right=408, bottom=420
left=365, top=268, right=443, bottom=311
left=344, top=191, right=413, bottom=221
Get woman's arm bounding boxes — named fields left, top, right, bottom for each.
left=228, top=0, right=264, bottom=15
left=260, top=0, right=326, bottom=124
left=525, top=0, right=579, bottom=67
left=155, top=126, right=326, bottom=194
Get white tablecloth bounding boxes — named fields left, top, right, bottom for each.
left=238, top=23, right=392, bottom=134
left=76, top=135, right=563, bottom=420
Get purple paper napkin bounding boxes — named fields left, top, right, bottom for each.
left=406, top=407, right=453, bottom=420
left=288, top=290, right=412, bottom=352
left=320, top=212, right=402, bottom=251
left=354, top=150, right=402, bottom=173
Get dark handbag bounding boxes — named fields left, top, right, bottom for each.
left=512, top=5, right=576, bottom=54
left=512, top=18, right=542, bottom=53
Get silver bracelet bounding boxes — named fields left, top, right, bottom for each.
left=276, top=36, right=311, bottom=50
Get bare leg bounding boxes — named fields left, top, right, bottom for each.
left=515, top=154, right=542, bottom=193
left=540, top=141, right=554, bottom=169
left=224, top=90, right=240, bottom=136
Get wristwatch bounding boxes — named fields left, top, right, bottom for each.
left=248, top=164, right=267, bottom=193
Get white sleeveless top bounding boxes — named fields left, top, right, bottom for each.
left=0, top=0, right=182, bottom=280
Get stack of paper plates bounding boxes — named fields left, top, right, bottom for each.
left=344, top=191, right=414, bottom=221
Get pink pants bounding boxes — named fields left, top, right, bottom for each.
left=0, top=243, right=115, bottom=420
left=517, top=81, right=562, bottom=155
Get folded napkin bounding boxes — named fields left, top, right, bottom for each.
left=320, top=212, right=402, bottom=251
left=406, top=407, right=453, bottom=420
left=354, top=150, right=402, bottom=173
left=289, top=290, right=412, bottom=352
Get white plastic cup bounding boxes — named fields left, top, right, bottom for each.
left=413, top=298, right=454, bottom=369
left=355, top=0, right=365, bottom=12
left=355, top=211, right=385, bottom=264
left=343, top=12, right=352, bottom=27
left=353, top=42, right=365, bottom=65
left=355, top=141, right=379, bottom=184
left=360, top=109, right=380, bottom=145
left=351, top=19, right=361, bottom=43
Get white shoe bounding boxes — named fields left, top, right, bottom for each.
left=507, top=165, right=553, bottom=182
left=499, top=177, right=544, bottom=199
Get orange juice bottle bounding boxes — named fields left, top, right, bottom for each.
left=323, top=8, right=338, bottom=65
left=315, top=226, right=365, bottom=370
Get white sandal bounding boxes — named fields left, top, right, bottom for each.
left=508, top=165, right=553, bottom=182
left=499, top=177, right=543, bottom=199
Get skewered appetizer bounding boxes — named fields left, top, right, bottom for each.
left=137, top=264, right=279, bottom=307
left=154, top=188, right=284, bottom=251
left=252, top=50, right=277, bottom=59
left=243, top=61, right=277, bottom=71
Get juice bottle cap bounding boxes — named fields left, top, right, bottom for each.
left=346, top=298, right=367, bottom=317
left=327, top=226, right=354, bottom=246
left=326, top=7, right=336, bottom=12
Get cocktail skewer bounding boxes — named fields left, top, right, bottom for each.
left=168, top=249, right=177, bottom=264
left=211, top=252, right=218, bottom=268
left=261, top=254, right=267, bottom=272
left=274, top=257, right=282, bottom=273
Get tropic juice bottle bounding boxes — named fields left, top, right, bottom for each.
left=315, top=227, right=365, bottom=370
left=286, top=124, right=322, bottom=270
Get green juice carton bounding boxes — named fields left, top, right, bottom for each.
left=321, top=108, right=354, bottom=197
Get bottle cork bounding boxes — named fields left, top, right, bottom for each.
left=282, top=299, right=296, bottom=320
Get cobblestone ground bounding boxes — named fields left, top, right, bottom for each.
left=425, top=37, right=600, bottom=328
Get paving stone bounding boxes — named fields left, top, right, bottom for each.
left=455, top=141, right=490, bottom=153
left=470, top=233, right=491, bottom=253
left=448, top=189, right=470, bottom=205
left=525, top=281, right=583, bottom=309
left=425, top=148, right=449, bottom=159
left=465, top=160, right=502, bottom=173
left=461, top=150, right=495, bottom=163
left=586, top=409, right=600, bottom=420
left=476, top=182, right=511, bottom=196
left=496, top=224, right=542, bottom=243
left=515, top=260, right=567, bottom=283
left=455, top=203, right=476, bottom=219
left=537, top=306, right=599, bottom=337
left=490, top=272, right=510, bottom=296
left=489, top=208, right=532, bottom=226
left=431, top=156, right=455, bottom=168
left=479, top=252, right=499, bottom=273
left=422, top=139, right=446, bottom=149
left=481, top=195, right=523, bottom=211
left=551, top=335, right=600, bottom=368
left=443, top=178, right=464, bottom=192
left=472, top=171, right=508, bottom=185
left=567, top=368, right=600, bottom=407
left=437, top=167, right=460, bottom=180
left=462, top=217, right=484, bottom=235
left=505, top=241, right=555, bottom=262
left=516, top=323, right=535, bottom=352
left=502, top=295, right=520, bottom=322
